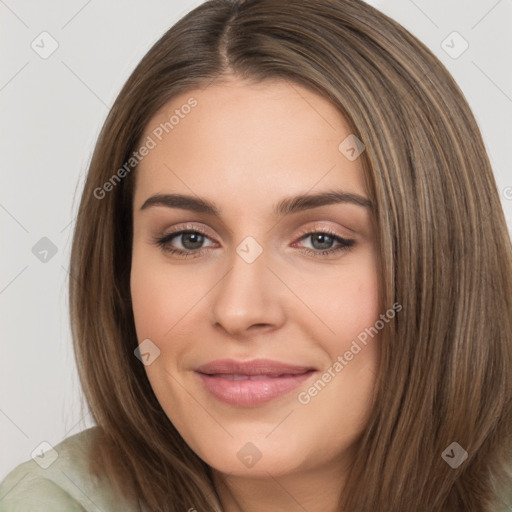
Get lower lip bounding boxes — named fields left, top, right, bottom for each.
left=196, top=371, right=315, bottom=407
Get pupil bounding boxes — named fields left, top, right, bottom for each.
left=183, top=232, right=203, bottom=249
left=312, top=234, right=333, bottom=250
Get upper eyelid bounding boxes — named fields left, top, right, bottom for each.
left=163, top=223, right=214, bottom=239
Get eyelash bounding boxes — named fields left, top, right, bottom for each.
left=152, top=224, right=355, bottom=259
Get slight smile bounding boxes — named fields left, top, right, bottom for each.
left=195, top=358, right=318, bottom=407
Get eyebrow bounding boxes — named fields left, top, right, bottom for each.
left=139, top=189, right=373, bottom=216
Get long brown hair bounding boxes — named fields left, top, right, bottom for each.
left=69, top=0, right=512, bottom=510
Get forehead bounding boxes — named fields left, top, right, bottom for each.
left=133, top=78, right=368, bottom=213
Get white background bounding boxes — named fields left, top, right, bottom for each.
left=1, top=0, right=511, bottom=482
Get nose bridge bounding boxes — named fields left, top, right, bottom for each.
left=210, top=234, right=284, bottom=334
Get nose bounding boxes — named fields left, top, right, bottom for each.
left=210, top=242, right=287, bottom=339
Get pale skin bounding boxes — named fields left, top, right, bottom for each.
left=130, top=76, right=381, bottom=512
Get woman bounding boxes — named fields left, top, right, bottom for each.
left=1, top=0, right=511, bottom=510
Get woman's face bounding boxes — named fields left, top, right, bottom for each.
left=130, top=77, right=381, bottom=478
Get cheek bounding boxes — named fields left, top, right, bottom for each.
left=130, top=248, right=202, bottom=341
left=130, top=255, right=195, bottom=400
left=130, top=265, right=167, bottom=342
left=295, top=253, right=380, bottom=345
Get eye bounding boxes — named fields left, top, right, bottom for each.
left=153, top=226, right=216, bottom=259
left=293, top=228, right=355, bottom=257
left=151, top=225, right=355, bottom=259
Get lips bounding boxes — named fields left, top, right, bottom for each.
left=195, top=358, right=317, bottom=407
left=196, top=358, right=315, bottom=376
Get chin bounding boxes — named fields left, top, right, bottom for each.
left=189, top=434, right=315, bottom=478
